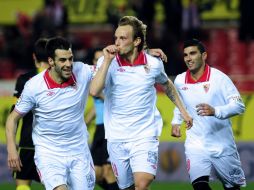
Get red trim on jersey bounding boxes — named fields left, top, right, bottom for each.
left=116, top=51, right=147, bottom=66
left=43, top=69, right=76, bottom=89
left=185, top=64, right=211, bottom=84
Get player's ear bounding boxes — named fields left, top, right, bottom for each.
left=48, top=57, right=54, bottom=67
left=134, top=37, right=141, bottom=47
left=202, top=52, right=207, bottom=61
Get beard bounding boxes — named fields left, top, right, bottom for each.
left=55, top=64, right=73, bottom=82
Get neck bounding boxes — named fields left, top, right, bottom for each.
left=122, top=49, right=139, bottom=64
left=191, top=64, right=206, bottom=81
left=48, top=68, right=64, bottom=84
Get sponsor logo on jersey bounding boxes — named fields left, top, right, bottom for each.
left=117, top=68, right=125, bottom=72
left=47, top=91, right=55, bottom=96
left=181, top=86, right=188, bottom=90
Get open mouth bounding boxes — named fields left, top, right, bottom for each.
left=62, top=69, right=72, bottom=75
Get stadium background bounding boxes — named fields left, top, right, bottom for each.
left=0, top=0, right=253, bottom=189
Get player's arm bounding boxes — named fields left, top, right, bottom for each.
left=171, top=107, right=183, bottom=137
left=85, top=107, right=96, bottom=126
left=161, top=79, right=193, bottom=129
left=147, top=48, right=167, bottom=62
left=5, top=110, right=23, bottom=172
left=90, top=45, right=117, bottom=96
left=196, top=77, right=245, bottom=119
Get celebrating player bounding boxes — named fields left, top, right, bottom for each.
left=171, top=39, right=246, bottom=190
left=6, top=37, right=95, bottom=190
left=90, top=16, right=192, bottom=190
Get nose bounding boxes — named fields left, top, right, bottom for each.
left=115, top=38, right=119, bottom=46
left=65, top=59, right=72, bottom=67
left=185, top=55, right=191, bottom=62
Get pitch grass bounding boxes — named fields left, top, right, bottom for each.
left=0, top=182, right=253, bottom=190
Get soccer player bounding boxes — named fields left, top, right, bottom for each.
left=85, top=48, right=119, bottom=190
left=90, top=16, right=193, bottom=190
left=171, top=39, right=246, bottom=190
left=6, top=37, right=96, bottom=190
left=11, top=38, right=48, bottom=190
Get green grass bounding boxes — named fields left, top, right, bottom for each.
left=0, top=182, right=253, bottom=190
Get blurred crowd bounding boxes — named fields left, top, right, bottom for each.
left=0, top=0, right=254, bottom=80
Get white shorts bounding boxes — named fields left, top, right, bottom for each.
left=186, top=152, right=246, bottom=188
left=107, top=137, right=159, bottom=189
left=34, top=151, right=95, bottom=190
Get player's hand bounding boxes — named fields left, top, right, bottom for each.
left=7, top=149, right=22, bottom=172
left=196, top=103, right=215, bottom=116
left=182, top=114, right=193, bottom=129
left=103, top=45, right=119, bottom=61
left=147, top=48, right=167, bottom=62
left=171, top=124, right=181, bottom=137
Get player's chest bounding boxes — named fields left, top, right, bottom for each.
left=36, top=84, right=82, bottom=108
left=110, top=66, right=157, bottom=87
left=178, top=82, right=219, bottom=104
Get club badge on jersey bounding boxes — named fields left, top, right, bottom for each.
left=144, top=64, right=150, bottom=73
left=203, top=83, right=210, bottom=93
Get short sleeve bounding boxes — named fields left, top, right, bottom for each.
left=155, top=59, right=168, bottom=84
left=15, top=81, right=36, bottom=115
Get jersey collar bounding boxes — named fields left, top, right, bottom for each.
left=185, top=64, right=211, bottom=84
left=44, top=69, right=76, bottom=89
left=116, top=51, right=147, bottom=66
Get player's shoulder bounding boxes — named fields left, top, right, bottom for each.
left=146, top=53, right=163, bottom=64
left=174, top=71, right=187, bottom=84
left=73, top=61, right=87, bottom=69
left=73, top=61, right=93, bottom=73
left=22, top=71, right=46, bottom=93
left=210, top=67, right=230, bottom=80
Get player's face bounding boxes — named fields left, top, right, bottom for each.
left=114, top=25, right=136, bottom=56
left=51, top=49, right=74, bottom=82
left=183, top=46, right=207, bottom=73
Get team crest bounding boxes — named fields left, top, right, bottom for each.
left=144, top=64, right=150, bottom=73
left=203, top=84, right=210, bottom=93
left=71, top=83, right=78, bottom=90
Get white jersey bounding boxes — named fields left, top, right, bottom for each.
left=15, top=62, right=93, bottom=156
left=172, top=65, right=245, bottom=157
left=97, top=51, right=168, bottom=142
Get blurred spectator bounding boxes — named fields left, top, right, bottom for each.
left=182, top=0, right=202, bottom=40
left=32, top=7, right=55, bottom=41
left=106, top=0, right=127, bottom=29
left=16, top=12, right=32, bottom=42
left=49, top=0, right=69, bottom=36
left=32, top=0, right=68, bottom=41
left=3, top=26, right=33, bottom=71
left=238, top=0, right=254, bottom=41
left=164, top=0, right=183, bottom=42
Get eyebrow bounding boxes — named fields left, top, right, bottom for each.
left=58, top=56, right=73, bottom=61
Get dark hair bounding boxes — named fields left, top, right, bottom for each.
left=118, top=16, right=147, bottom=52
left=46, top=37, right=71, bottom=59
left=183, top=39, right=206, bottom=54
left=34, top=38, right=48, bottom=62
